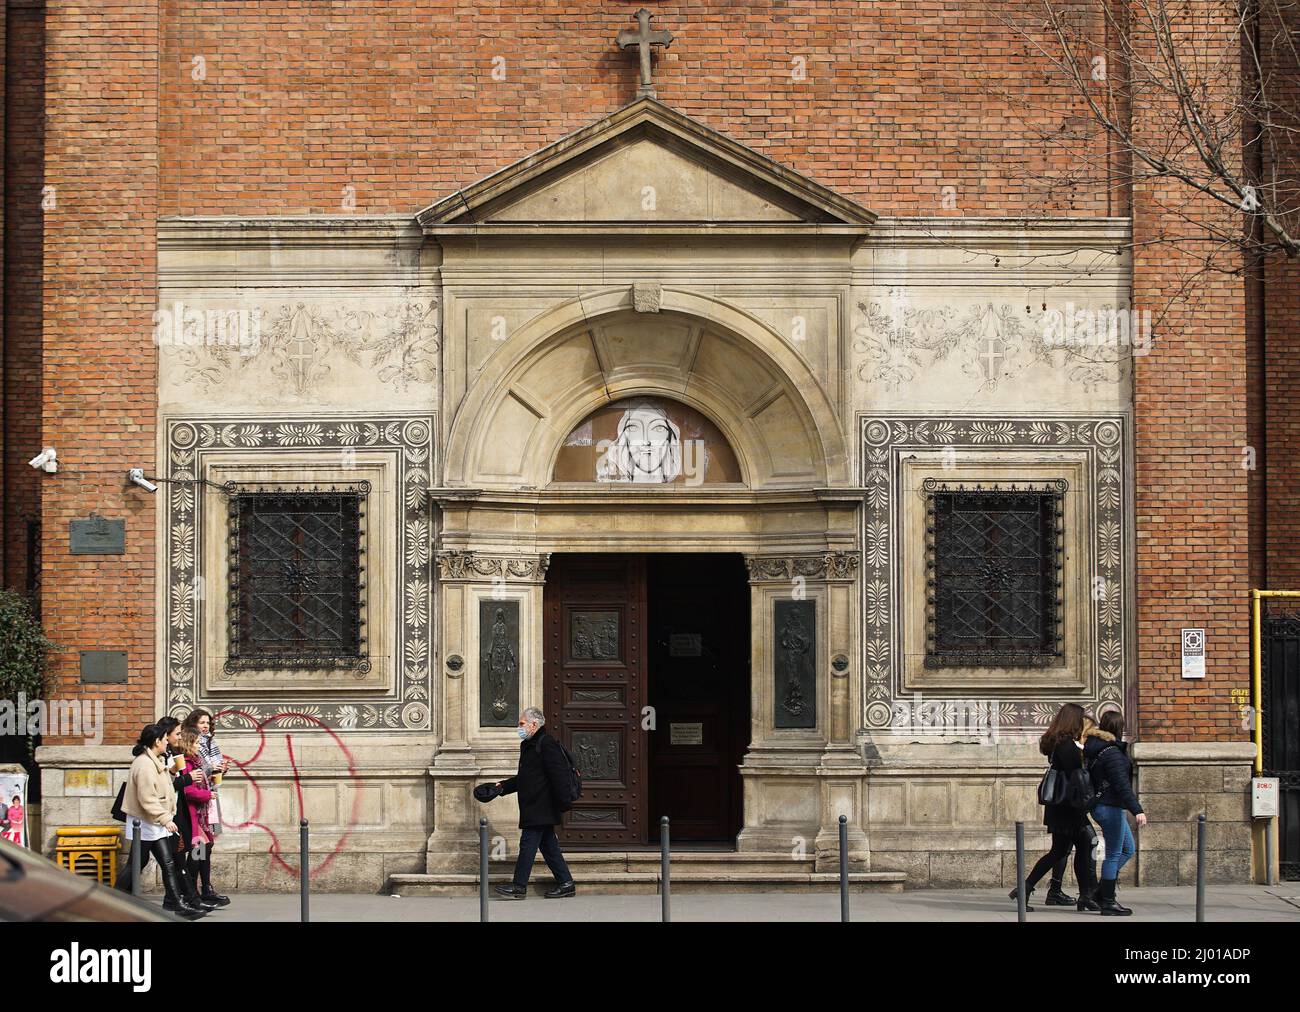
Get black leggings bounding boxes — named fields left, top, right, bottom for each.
left=1025, top=824, right=1096, bottom=893
left=196, top=837, right=215, bottom=892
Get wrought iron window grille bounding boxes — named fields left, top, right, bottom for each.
left=923, top=479, right=1066, bottom=668
left=225, top=482, right=370, bottom=675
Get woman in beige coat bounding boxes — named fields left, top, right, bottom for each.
left=112, top=723, right=206, bottom=918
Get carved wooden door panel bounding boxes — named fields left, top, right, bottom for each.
left=544, top=554, right=647, bottom=846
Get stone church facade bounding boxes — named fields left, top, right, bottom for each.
left=5, top=2, right=1290, bottom=891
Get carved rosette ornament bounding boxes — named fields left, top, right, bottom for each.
left=436, top=551, right=552, bottom=583
left=744, top=552, right=860, bottom=583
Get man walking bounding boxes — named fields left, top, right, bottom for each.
left=494, top=707, right=576, bottom=899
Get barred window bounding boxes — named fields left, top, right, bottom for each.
left=226, top=486, right=368, bottom=672
left=924, top=480, right=1065, bottom=668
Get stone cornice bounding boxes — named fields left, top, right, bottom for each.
left=158, top=216, right=422, bottom=250
left=429, top=486, right=864, bottom=510
left=867, top=216, right=1132, bottom=248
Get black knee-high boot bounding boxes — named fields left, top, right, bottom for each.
left=156, top=842, right=206, bottom=919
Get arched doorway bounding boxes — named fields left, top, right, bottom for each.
left=429, top=294, right=864, bottom=866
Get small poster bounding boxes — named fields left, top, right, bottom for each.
left=1181, top=628, right=1205, bottom=679
left=0, top=772, right=29, bottom=848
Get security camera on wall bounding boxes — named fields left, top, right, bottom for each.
left=127, top=468, right=158, bottom=493
left=28, top=448, right=57, bottom=473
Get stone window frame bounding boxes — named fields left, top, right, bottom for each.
left=164, top=415, right=435, bottom=732
left=859, top=414, right=1129, bottom=735
left=923, top=479, right=1067, bottom=670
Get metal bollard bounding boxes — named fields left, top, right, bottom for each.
left=1015, top=821, right=1026, bottom=923
left=479, top=818, right=489, bottom=923
left=130, top=819, right=142, bottom=898
left=1265, top=817, right=1275, bottom=888
left=1195, top=813, right=1206, bottom=922
left=838, top=815, right=849, bottom=923
left=1133, top=818, right=1141, bottom=888
left=660, top=815, right=670, bottom=923
left=300, top=819, right=310, bottom=923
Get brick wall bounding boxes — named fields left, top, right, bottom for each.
left=1261, top=3, right=1300, bottom=589
left=157, top=0, right=1112, bottom=217
left=1129, top=3, right=1252, bottom=741
left=38, top=0, right=159, bottom=745
left=4, top=0, right=45, bottom=597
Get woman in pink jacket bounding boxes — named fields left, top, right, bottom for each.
left=175, top=729, right=216, bottom=911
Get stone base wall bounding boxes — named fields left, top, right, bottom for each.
left=37, top=740, right=432, bottom=894
left=864, top=740, right=1256, bottom=890
left=36, top=739, right=1258, bottom=892
left=1131, top=742, right=1256, bottom=886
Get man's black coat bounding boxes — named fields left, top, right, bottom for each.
left=499, top=728, right=568, bottom=828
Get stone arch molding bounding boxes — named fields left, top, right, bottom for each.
left=446, top=287, right=847, bottom=489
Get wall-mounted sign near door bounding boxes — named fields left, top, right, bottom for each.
left=669, top=722, right=704, bottom=746
left=669, top=633, right=702, bottom=657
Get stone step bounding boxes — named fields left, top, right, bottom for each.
left=388, top=863, right=906, bottom=897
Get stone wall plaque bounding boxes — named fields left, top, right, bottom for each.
left=69, top=515, right=125, bottom=555
left=479, top=600, right=520, bottom=727
left=773, top=600, right=816, bottom=729
left=80, top=651, right=128, bottom=684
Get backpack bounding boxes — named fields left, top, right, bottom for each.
left=1064, top=767, right=1100, bottom=811
left=552, top=739, right=584, bottom=813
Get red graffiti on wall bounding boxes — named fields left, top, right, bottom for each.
left=213, top=710, right=362, bottom=882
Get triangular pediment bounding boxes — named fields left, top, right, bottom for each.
left=416, top=98, right=875, bottom=228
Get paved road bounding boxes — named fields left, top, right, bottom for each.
left=181, top=885, right=1300, bottom=923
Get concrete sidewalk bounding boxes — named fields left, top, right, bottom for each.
left=184, top=885, right=1300, bottom=923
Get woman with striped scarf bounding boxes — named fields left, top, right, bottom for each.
left=182, top=707, right=232, bottom=907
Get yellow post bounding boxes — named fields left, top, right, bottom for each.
left=1252, top=589, right=1263, bottom=775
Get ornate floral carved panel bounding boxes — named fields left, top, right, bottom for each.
left=859, top=414, right=1129, bottom=735
left=164, top=414, right=435, bottom=732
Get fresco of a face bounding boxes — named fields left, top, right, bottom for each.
left=606, top=402, right=681, bottom=482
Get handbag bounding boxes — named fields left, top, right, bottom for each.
left=110, top=783, right=127, bottom=823
left=1037, top=766, right=1066, bottom=806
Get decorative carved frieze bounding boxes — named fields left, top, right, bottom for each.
left=744, top=552, right=860, bottom=583
left=436, top=550, right=552, bottom=583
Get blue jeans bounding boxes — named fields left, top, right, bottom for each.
left=1093, top=804, right=1136, bottom=880
left=513, top=825, right=573, bottom=887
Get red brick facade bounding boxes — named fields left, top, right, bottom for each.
left=2, top=1, right=1292, bottom=747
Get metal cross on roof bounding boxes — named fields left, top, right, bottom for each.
left=617, top=8, right=673, bottom=99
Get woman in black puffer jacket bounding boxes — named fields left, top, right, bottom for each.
left=1011, top=702, right=1099, bottom=912
left=1084, top=709, right=1146, bottom=915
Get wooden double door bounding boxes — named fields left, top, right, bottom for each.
left=543, top=553, right=750, bottom=846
